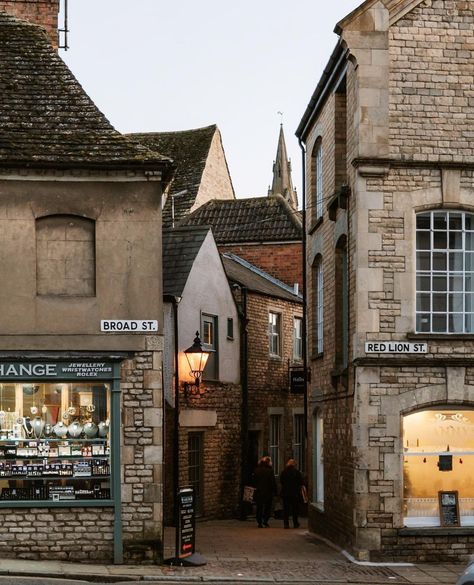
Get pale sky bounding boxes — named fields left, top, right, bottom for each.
left=61, top=1, right=361, bottom=202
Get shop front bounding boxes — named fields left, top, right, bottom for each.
left=0, top=360, right=123, bottom=563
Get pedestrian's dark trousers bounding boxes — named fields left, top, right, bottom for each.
left=282, top=495, right=299, bottom=527
left=256, top=498, right=272, bottom=525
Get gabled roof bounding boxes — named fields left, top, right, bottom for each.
left=0, top=12, right=170, bottom=172
left=335, top=0, right=425, bottom=34
left=179, top=195, right=302, bottom=244
left=222, top=253, right=302, bottom=303
left=162, top=226, right=211, bottom=297
left=129, top=125, right=218, bottom=226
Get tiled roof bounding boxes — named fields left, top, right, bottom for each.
left=222, top=253, right=302, bottom=303
left=179, top=195, right=302, bottom=244
left=129, top=125, right=217, bottom=226
left=0, top=12, right=171, bottom=171
left=162, top=226, right=210, bottom=297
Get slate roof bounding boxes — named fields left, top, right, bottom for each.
left=162, top=226, right=210, bottom=297
left=179, top=195, right=302, bottom=244
left=0, top=12, right=171, bottom=172
left=129, top=125, right=217, bottom=226
left=222, top=253, right=302, bottom=303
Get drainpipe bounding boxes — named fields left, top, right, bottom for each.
left=163, top=294, right=181, bottom=559
left=237, top=285, right=249, bottom=519
left=298, top=138, right=308, bottom=472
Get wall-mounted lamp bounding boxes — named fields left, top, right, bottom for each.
left=182, top=332, right=210, bottom=399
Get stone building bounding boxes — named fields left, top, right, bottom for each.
left=222, top=254, right=304, bottom=485
left=297, top=0, right=474, bottom=563
left=162, top=227, right=241, bottom=522
left=0, top=2, right=171, bottom=563
left=181, top=127, right=303, bottom=288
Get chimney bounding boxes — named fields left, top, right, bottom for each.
left=0, top=0, right=60, bottom=48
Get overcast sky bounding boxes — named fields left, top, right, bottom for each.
left=61, top=0, right=361, bottom=202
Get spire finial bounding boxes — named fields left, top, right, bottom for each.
left=277, top=111, right=284, bottom=126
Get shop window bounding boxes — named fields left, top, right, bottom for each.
left=335, top=237, right=348, bottom=369
left=0, top=379, right=111, bottom=503
left=268, top=312, right=281, bottom=357
left=416, top=210, right=474, bottom=333
left=312, top=410, right=324, bottom=507
left=403, top=408, right=474, bottom=527
left=293, top=317, right=303, bottom=361
left=201, top=314, right=218, bottom=380
left=269, top=414, right=282, bottom=475
left=312, top=257, right=324, bottom=355
left=36, top=215, right=96, bottom=296
left=311, top=138, right=323, bottom=222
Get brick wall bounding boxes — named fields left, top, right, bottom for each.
left=0, top=0, right=59, bottom=47
left=164, top=382, right=242, bottom=523
left=220, top=242, right=302, bottom=288
left=246, top=293, right=304, bottom=472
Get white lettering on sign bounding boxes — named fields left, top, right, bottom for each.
left=365, top=342, right=428, bottom=354
left=0, top=363, right=58, bottom=377
left=100, top=320, right=158, bottom=333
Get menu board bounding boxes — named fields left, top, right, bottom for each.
left=178, top=488, right=195, bottom=558
left=438, top=491, right=460, bottom=527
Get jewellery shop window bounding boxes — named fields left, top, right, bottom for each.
left=0, top=382, right=111, bottom=503
left=403, top=408, right=474, bottom=527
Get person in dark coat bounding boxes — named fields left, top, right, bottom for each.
left=279, top=458, right=303, bottom=528
left=253, top=456, right=277, bottom=527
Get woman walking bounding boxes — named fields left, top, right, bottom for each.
left=253, top=456, right=277, bottom=527
left=279, top=458, right=303, bottom=528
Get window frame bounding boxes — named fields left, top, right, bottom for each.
left=315, top=141, right=323, bottom=220
left=268, top=311, right=282, bottom=358
left=416, top=210, right=474, bottom=334
left=200, top=313, right=218, bottom=380
left=293, top=316, right=303, bottom=361
left=269, top=414, right=282, bottom=476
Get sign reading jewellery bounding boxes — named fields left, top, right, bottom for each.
left=0, top=362, right=114, bottom=380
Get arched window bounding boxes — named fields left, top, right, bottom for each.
left=416, top=210, right=474, bottom=333
left=311, top=138, right=323, bottom=221
left=312, top=409, right=324, bottom=507
left=312, top=256, right=323, bottom=354
left=335, top=236, right=348, bottom=368
left=36, top=215, right=96, bottom=296
left=403, top=408, right=474, bottom=527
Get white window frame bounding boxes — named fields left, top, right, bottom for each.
left=268, top=312, right=281, bottom=357
left=416, top=210, right=474, bottom=334
left=293, top=412, right=305, bottom=473
left=312, top=410, right=324, bottom=509
left=269, top=414, right=282, bottom=475
left=316, top=260, right=324, bottom=353
left=315, top=142, right=323, bottom=219
left=293, top=317, right=303, bottom=361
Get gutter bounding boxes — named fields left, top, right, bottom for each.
left=296, top=41, right=349, bottom=142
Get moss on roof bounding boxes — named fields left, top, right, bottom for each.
left=0, top=12, right=171, bottom=171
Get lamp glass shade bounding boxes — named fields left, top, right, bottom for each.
left=184, top=332, right=210, bottom=379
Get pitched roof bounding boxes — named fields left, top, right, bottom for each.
left=179, top=195, right=302, bottom=244
left=0, top=12, right=171, bottom=172
left=162, top=226, right=210, bottom=297
left=222, top=253, right=302, bottom=303
left=129, top=125, right=217, bottom=226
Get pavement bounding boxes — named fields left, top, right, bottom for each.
left=0, top=518, right=465, bottom=584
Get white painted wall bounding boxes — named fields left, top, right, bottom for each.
left=162, top=230, right=240, bottom=400
left=179, top=231, right=240, bottom=384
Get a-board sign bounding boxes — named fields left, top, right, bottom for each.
left=178, top=487, right=195, bottom=558
left=438, top=491, right=460, bottom=527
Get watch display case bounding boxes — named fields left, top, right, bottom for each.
left=0, top=381, right=111, bottom=503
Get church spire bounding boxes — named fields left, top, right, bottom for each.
left=268, top=124, right=298, bottom=210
